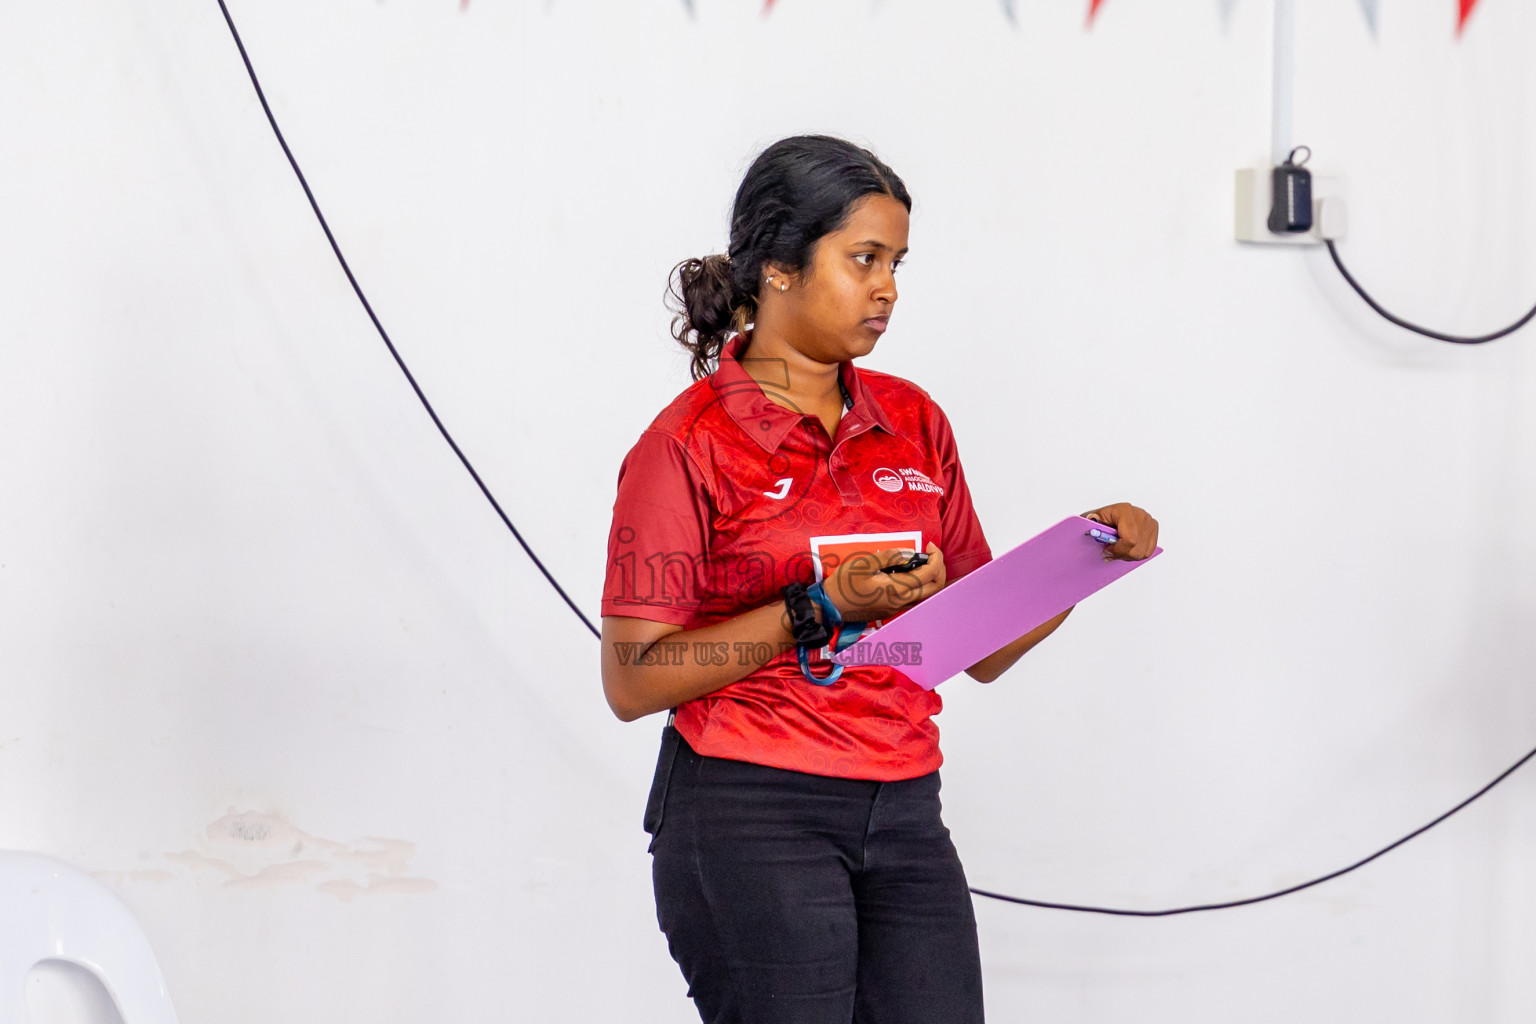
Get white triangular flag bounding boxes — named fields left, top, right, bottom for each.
left=1217, top=0, right=1239, bottom=33
left=1358, top=0, right=1379, bottom=36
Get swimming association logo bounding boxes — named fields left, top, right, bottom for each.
left=873, top=467, right=945, bottom=496
left=894, top=467, right=943, bottom=495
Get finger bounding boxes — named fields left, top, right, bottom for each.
left=897, top=568, right=946, bottom=601
left=1114, top=530, right=1155, bottom=560
left=882, top=563, right=936, bottom=606
left=1134, top=532, right=1155, bottom=559
left=889, top=579, right=930, bottom=609
left=1127, top=514, right=1156, bottom=559
left=877, top=551, right=927, bottom=602
left=1124, top=510, right=1156, bottom=558
left=926, top=544, right=947, bottom=587
left=909, top=544, right=944, bottom=582
left=873, top=549, right=922, bottom=589
left=849, top=552, right=905, bottom=606
left=1115, top=530, right=1139, bottom=560
left=879, top=544, right=939, bottom=579
left=866, top=549, right=909, bottom=580
left=882, top=570, right=924, bottom=603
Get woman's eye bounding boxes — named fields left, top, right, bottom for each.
left=855, top=253, right=874, bottom=266
left=891, top=259, right=903, bottom=273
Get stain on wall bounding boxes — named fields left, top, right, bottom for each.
left=96, top=809, right=438, bottom=900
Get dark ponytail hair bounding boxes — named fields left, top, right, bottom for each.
left=667, top=135, right=912, bottom=381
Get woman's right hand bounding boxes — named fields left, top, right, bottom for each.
left=821, top=542, right=947, bottom=623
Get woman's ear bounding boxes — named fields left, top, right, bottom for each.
left=761, top=262, right=802, bottom=293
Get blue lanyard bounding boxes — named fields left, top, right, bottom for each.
left=796, top=379, right=859, bottom=684
left=797, top=581, right=869, bottom=685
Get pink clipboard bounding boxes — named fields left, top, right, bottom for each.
left=829, top=515, right=1163, bottom=689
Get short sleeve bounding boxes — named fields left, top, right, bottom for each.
left=928, top=400, right=993, bottom=584
left=600, top=429, right=713, bottom=626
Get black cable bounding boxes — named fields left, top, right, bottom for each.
left=213, top=0, right=600, bottom=641
left=1326, top=239, right=1536, bottom=343
left=972, top=738, right=1536, bottom=915
left=213, top=0, right=1533, bottom=915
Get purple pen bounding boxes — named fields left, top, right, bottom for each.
left=1087, top=527, right=1119, bottom=544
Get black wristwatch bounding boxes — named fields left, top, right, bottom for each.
left=781, top=583, right=835, bottom=648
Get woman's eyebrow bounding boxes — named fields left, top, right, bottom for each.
left=851, top=240, right=910, bottom=255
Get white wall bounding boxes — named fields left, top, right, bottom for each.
left=4, top=0, right=1534, bottom=1020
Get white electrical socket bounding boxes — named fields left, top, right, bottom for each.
left=1235, top=165, right=1347, bottom=245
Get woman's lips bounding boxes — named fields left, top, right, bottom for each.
left=863, top=317, right=889, bottom=334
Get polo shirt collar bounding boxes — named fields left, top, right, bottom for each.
left=711, top=331, right=898, bottom=454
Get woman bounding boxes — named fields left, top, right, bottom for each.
left=600, top=135, right=1158, bottom=1024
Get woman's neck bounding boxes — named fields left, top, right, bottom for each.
left=739, top=327, right=843, bottom=413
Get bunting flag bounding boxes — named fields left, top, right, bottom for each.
left=1358, top=0, right=1379, bottom=36
left=1458, top=0, right=1479, bottom=35
left=1217, top=0, right=1237, bottom=32
left=680, top=0, right=1489, bottom=37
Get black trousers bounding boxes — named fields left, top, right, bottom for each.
left=645, top=726, right=985, bottom=1024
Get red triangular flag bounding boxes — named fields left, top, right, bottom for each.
left=1457, top=0, right=1479, bottom=35
left=1087, top=0, right=1107, bottom=26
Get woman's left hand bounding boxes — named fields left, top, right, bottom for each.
left=1083, top=502, right=1159, bottom=561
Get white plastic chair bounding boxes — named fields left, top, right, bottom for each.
left=0, top=852, right=179, bottom=1023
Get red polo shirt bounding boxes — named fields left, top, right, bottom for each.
left=600, top=330, right=993, bottom=780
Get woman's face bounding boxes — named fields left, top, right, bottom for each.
left=768, top=193, right=909, bottom=363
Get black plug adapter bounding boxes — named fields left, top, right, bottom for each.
left=1267, top=145, right=1313, bottom=234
